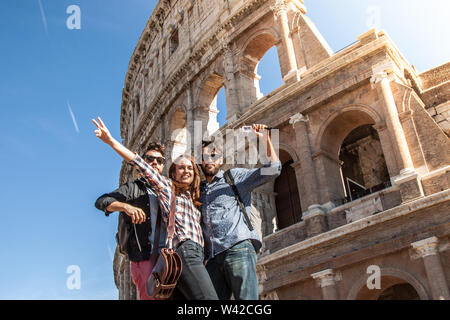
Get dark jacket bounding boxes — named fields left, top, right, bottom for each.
left=95, top=178, right=155, bottom=262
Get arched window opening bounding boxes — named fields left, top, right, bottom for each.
left=274, top=150, right=302, bottom=230
left=257, top=46, right=283, bottom=96
left=135, top=97, right=141, bottom=119
left=241, top=33, right=282, bottom=107
left=354, top=275, right=424, bottom=300
left=216, top=86, right=227, bottom=127
left=339, top=124, right=391, bottom=202
left=197, top=73, right=223, bottom=137
left=169, top=29, right=179, bottom=55
left=378, top=283, right=420, bottom=300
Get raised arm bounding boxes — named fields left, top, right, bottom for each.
left=92, top=117, right=173, bottom=211
left=228, top=124, right=281, bottom=192
left=252, top=124, right=279, bottom=163
left=92, top=117, right=134, bottom=162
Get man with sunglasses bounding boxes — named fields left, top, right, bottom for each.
left=95, top=142, right=167, bottom=300
left=200, top=124, right=281, bottom=300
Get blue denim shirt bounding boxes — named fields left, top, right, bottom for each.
left=200, top=161, right=281, bottom=259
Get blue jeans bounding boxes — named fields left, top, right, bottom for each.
left=206, top=240, right=258, bottom=300
left=175, top=240, right=218, bottom=300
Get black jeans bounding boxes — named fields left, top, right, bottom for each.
left=175, top=240, right=218, bottom=300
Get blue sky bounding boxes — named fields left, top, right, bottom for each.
left=0, top=1, right=448, bottom=300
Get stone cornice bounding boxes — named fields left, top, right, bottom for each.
left=311, top=269, right=342, bottom=288
left=411, top=236, right=439, bottom=258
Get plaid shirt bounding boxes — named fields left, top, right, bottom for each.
left=130, top=154, right=204, bottom=249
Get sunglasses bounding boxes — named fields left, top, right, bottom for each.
left=143, top=155, right=166, bottom=165
left=203, top=153, right=222, bottom=162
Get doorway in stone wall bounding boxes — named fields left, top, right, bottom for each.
left=339, top=124, right=391, bottom=202
left=274, top=150, right=302, bottom=230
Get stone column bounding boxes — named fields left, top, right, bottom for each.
left=119, top=271, right=124, bottom=300
left=290, top=114, right=319, bottom=207
left=130, top=280, right=137, bottom=300
left=371, top=65, right=423, bottom=201
left=311, top=269, right=341, bottom=300
left=371, top=71, right=414, bottom=171
left=165, top=139, right=176, bottom=169
left=160, top=38, right=166, bottom=82
left=271, top=0, right=299, bottom=83
left=123, top=260, right=131, bottom=300
left=411, top=237, right=450, bottom=300
left=222, top=42, right=242, bottom=123
left=185, top=81, right=195, bottom=155
left=290, top=113, right=327, bottom=236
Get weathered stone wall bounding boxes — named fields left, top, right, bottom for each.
left=115, top=0, right=450, bottom=300
left=419, top=62, right=450, bottom=90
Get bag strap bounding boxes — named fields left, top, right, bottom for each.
left=150, top=205, right=162, bottom=267
left=151, top=184, right=177, bottom=265
left=166, top=184, right=177, bottom=249
left=224, top=170, right=254, bottom=231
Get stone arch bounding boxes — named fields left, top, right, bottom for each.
left=346, top=267, right=429, bottom=300
left=237, top=28, right=283, bottom=108
left=194, top=59, right=226, bottom=104
left=239, top=27, right=281, bottom=64
left=401, top=85, right=413, bottom=114
left=166, top=101, right=187, bottom=125
left=290, top=11, right=309, bottom=71
left=194, top=72, right=223, bottom=137
left=313, top=104, right=389, bottom=203
left=196, top=73, right=224, bottom=110
left=278, top=142, right=300, bottom=163
left=315, top=104, right=384, bottom=156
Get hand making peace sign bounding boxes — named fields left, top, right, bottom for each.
left=92, top=117, right=114, bottom=145
left=92, top=116, right=135, bottom=163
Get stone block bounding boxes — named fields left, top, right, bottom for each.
left=397, top=177, right=425, bottom=203
left=345, top=196, right=383, bottom=224
left=358, top=29, right=379, bottom=45
left=305, top=214, right=328, bottom=238
left=426, top=107, right=437, bottom=117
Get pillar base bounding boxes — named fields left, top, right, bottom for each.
left=303, top=205, right=328, bottom=238
left=392, top=168, right=424, bottom=203
left=282, top=69, right=301, bottom=84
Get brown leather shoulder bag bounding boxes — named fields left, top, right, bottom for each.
left=146, top=186, right=182, bottom=299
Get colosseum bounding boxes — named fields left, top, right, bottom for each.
left=112, top=0, right=450, bottom=300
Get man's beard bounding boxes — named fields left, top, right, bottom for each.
left=203, top=165, right=220, bottom=177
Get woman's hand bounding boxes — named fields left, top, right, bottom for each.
left=92, top=117, right=114, bottom=145
left=92, top=116, right=135, bottom=162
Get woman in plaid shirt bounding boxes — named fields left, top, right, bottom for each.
left=93, top=117, right=218, bottom=300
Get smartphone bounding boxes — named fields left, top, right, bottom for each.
left=240, top=125, right=272, bottom=132
left=241, top=126, right=253, bottom=132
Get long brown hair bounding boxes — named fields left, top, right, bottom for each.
left=168, top=154, right=202, bottom=207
